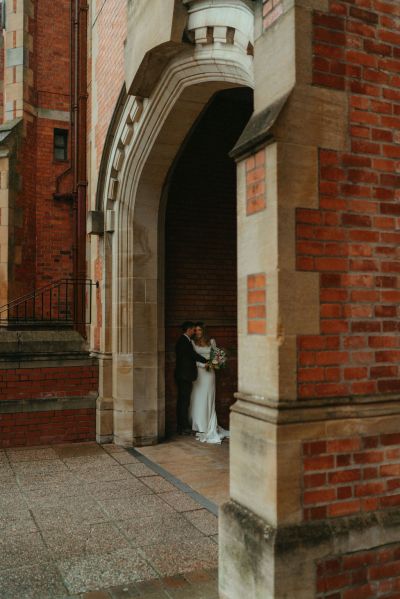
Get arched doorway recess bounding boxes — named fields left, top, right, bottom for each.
left=164, top=87, right=253, bottom=436
left=94, top=3, right=255, bottom=447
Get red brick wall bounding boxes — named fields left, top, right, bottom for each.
left=35, top=0, right=74, bottom=288
left=0, top=408, right=96, bottom=448
left=263, top=0, right=283, bottom=29
left=88, top=1, right=126, bottom=347
left=246, top=148, right=266, bottom=215
left=0, top=365, right=98, bottom=401
left=12, top=119, right=37, bottom=299
left=165, top=89, right=253, bottom=435
left=303, top=433, right=400, bottom=521
left=36, top=0, right=71, bottom=113
left=9, top=0, right=75, bottom=297
left=0, top=363, right=98, bottom=448
left=247, top=273, right=267, bottom=334
left=92, top=0, right=127, bottom=169
left=297, top=0, right=400, bottom=399
left=35, top=118, right=74, bottom=287
left=316, top=544, right=400, bottom=598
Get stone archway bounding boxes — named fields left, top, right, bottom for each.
left=94, top=2, right=255, bottom=447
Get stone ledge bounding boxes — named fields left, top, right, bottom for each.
left=0, top=395, right=97, bottom=414
left=0, top=329, right=88, bottom=355
left=219, top=499, right=400, bottom=596
left=232, top=392, right=400, bottom=424
left=0, top=329, right=97, bottom=368
left=221, top=499, right=400, bottom=554
left=230, top=94, right=289, bottom=160
left=0, top=355, right=98, bottom=369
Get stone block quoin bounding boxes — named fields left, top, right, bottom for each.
left=297, top=0, right=400, bottom=400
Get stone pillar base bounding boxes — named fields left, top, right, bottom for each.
left=95, top=353, right=114, bottom=444
left=112, top=433, right=159, bottom=448
left=220, top=499, right=400, bottom=599
left=96, top=397, right=113, bottom=444
left=219, top=501, right=275, bottom=598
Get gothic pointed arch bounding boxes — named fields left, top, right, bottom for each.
left=94, top=0, right=255, bottom=445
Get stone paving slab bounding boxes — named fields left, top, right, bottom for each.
left=84, top=477, right=152, bottom=500
left=58, top=548, right=156, bottom=594
left=148, top=491, right=201, bottom=513
left=115, top=513, right=204, bottom=546
left=124, top=463, right=158, bottom=478
left=184, top=510, right=218, bottom=536
left=99, top=494, right=176, bottom=521
left=141, top=539, right=218, bottom=578
left=82, top=569, right=219, bottom=599
left=31, top=500, right=110, bottom=530
left=0, top=562, right=67, bottom=599
left=0, top=532, right=50, bottom=571
left=137, top=438, right=229, bottom=508
left=40, top=522, right=132, bottom=559
left=0, top=508, right=38, bottom=534
left=141, top=475, right=178, bottom=494
left=53, top=443, right=105, bottom=458
left=0, top=442, right=219, bottom=598
left=6, top=447, right=60, bottom=462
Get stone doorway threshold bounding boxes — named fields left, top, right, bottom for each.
left=134, top=435, right=230, bottom=512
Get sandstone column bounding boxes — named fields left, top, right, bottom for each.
left=220, top=0, right=400, bottom=596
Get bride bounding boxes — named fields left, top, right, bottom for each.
left=189, top=322, right=230, bottom=444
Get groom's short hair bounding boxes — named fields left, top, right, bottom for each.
left=181, top=321, right=194, bottom=332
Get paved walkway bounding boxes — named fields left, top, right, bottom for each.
left=138, top=436, right=229, bottom=507
left=0, top=442, right=219, bottom=598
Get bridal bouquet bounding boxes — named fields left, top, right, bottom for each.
left=208, top=346, right=227, bottom=370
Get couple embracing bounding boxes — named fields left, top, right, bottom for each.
left=175, top=321, right=230, bottom=444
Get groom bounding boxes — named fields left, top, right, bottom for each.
left=175, top=321, right=207, bottom=435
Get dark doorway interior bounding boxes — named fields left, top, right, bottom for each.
left=164, top=87, right=253, bottom=436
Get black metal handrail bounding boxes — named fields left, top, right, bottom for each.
left=0, top=279, right=98, bottom=325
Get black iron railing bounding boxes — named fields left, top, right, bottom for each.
left=0, top=279, right=98, bottom=326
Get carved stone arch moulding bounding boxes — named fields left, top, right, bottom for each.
left=115, top=55, right=254, bottom=346
left=95, top=0, right=255, bottom=446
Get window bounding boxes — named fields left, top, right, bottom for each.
left=54, top=129, right=68, bottom=161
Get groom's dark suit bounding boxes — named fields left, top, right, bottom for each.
left=175, top=334, right=207, bottom=432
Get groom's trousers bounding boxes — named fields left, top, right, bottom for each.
left=176, top=379, right=192, bottom=432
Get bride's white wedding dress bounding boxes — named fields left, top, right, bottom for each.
left=189, top=339, right=230, bottom=444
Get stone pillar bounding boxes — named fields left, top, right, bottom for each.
left=4, top=0, right=35, bottom=121
left=95, top=352, right=113, bottom=444
left=220, top=0, right=400, bottom=596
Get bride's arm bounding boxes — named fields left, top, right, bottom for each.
left=191, top=340, right=208, bottom=365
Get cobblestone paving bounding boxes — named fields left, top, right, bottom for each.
left=0, top=443, right=219, bottom=599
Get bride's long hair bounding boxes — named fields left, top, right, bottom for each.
left=193, top=321, right=210, bottom=346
